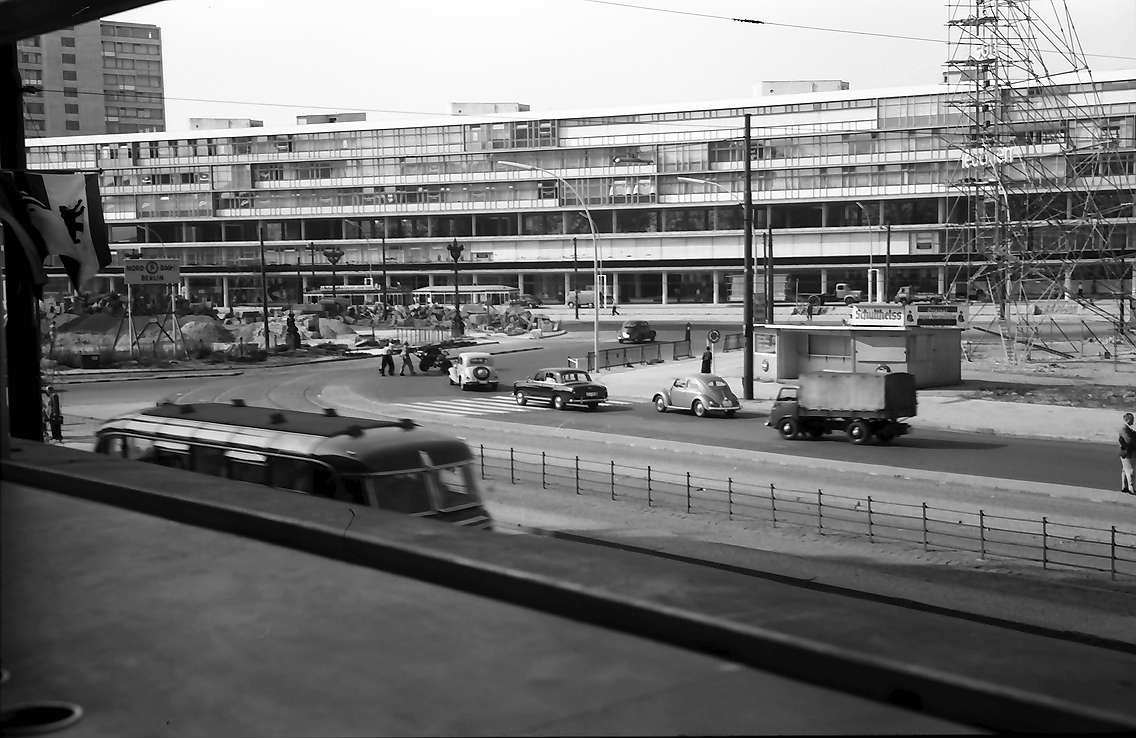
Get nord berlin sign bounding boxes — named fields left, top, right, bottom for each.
left=124, top=258, right=180, bottom=285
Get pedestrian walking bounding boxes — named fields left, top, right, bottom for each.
left=610, top=302, right=620, bottom=316
left=1077, top=281, right=1085, bottom=300
left=399, top=343, right=417, bottom=376
left=377, top=342, right=393, bottom=377
left=1120, top=412, right=1136, bottom=495
left=700, top=344, right=713, bottom=374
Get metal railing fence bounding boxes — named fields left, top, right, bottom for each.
left=475, top=444, right=1136, bottom=580
left=588, top=339, right=692, bottom=371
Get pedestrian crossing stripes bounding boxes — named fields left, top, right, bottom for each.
left=388, top=394, right=633, bottom=418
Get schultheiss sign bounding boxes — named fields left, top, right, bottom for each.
left=849, top=303, right=967, bottom=328
left=124, top=258, right=180, bottom=285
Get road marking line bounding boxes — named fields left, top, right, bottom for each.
left=390, top=401, right=514, bottom=416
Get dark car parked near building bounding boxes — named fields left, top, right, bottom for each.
left=513, top=368, right=608, bottom=410
left=617, top=320, right=656, bottom=343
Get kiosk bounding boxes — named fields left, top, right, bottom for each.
left=754, top=303, right=966, bottom=388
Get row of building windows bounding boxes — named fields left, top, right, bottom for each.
left=106, top=106, right=165, bottom=119
left=101, top=25, right=160, bottom=39
left=103, top=191, right=1135, bottom=244
left=101, top=40, right=162, bottom=56
left=103, top=73, right=163, bottom=89
left=103, top=57, right=162, bottom=73
left=19, top=51, right=41, bottom=64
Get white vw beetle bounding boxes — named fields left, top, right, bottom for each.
left=448, top=351, right=499, bottom=391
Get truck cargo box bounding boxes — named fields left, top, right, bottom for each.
left=798, top=372, right=917, bottom=418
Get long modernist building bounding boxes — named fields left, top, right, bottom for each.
left=26, top=70, right=1136, bottom=307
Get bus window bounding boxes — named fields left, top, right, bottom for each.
left=268, top=457, right=317, bottom=494
left=153, top=441, right=191, bottom=470
left=122, top=436, right=156, bottom=461
left=367, top=473, right=433, bottom=514
left=430, top=464, right=478, bottom=511
left=334, top=477, right=368, bottom=506
left=225, top=450, right=267, bottom=485
left=192, top=446, right=226, bottom=476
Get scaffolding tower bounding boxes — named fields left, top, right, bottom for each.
left=943, top=0, right=1134, bottom=362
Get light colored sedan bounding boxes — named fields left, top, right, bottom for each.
left=448, top=351, right=499, bottom=391
left=653, top=374, right=740, bottom=418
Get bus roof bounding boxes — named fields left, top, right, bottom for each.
left=142, top=403, right=409, bottom=437
left=412, top=285, right=518, bottom=294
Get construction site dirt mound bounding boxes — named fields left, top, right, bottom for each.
left=178, top=315, right=234, bottom=343
left=63, top=312, right=122, bottom=334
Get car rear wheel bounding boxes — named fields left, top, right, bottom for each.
left=847, top=419, right=871, bottom=444
left=553, top=394, right=568, bottom=411
left=778, top=417, right=799, bottom=439
left=514, top=391, right=527, bottom=406
left=692, top=400, right=707, bottom=418
left=654, top=395, right=667, bottom=413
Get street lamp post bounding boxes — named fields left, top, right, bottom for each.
left=497, top=160, right=599, bottom=370
left=380, top=232, right=389, bottom=322
left=322, top=247, right=344, bottom=299
left=677, top=173, right=756, bottom=399
left=447, top=238, right=465, bottom=338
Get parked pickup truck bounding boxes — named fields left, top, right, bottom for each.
left=767, top=371, right=917, bottom=445
left=799, top=282, right=863, bottom=306
left=893, top=285, right=945, bottom=305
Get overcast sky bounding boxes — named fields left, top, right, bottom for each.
left=107, top=0, right=1136, bottom=131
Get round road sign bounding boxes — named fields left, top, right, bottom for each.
left=707, top=329, right=722, bottom=344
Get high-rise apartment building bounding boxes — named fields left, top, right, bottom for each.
left=18, top=19, right=165, bottom=138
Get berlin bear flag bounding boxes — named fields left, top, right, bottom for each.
left=0, top=170, right=111, bottom=291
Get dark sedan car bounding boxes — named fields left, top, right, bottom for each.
left=513, top=368, right=608, bottom=410
left=617, top=320, right=656, bottom=343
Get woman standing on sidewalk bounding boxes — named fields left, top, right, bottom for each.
left=1121, top=413, right=1136, bottom=495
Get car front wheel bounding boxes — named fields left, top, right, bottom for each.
left=553, top=394, right=568, bottom=411
left=514, top=391, right=527, bottom=406
left=654, top=395, right=667, bottom=413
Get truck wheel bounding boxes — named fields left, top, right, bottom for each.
left=654, top=395, right=667, bottom=413
left=844, top=295, right=857, bottom=305
left=847, top=419, right=871, bottom=444
left=778, top=417, right=799, bottom=440
left=807, top=295, right=821, bottom=307
left=553, top=394, right=568, bottom=411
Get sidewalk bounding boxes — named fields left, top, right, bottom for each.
left=594, top=349, right=1127, bottom=445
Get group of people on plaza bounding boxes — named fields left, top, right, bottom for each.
left=1121, top=412, right=1136, bottom=495
left=376, top=341, right=417, bottom=377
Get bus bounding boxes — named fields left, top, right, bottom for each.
left=94, top=402, right=492, bottom=528
left=411, top=284, right=519, bottom=307
left=302, top=282, right=413, bottom=307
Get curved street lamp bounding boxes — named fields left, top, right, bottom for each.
left=322, top=246, right=344, bottom=299
left=497, top=160, right=600, bottom=371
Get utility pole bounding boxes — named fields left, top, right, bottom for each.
left=258, top=226, right=271, bottom=352
left=380, top=231, right=388, bottom=321
left=884, top=222, right=892, bottom=303
left=765, top=224, right=774, bottom=324
left=573, top=236, right=580, bottom=320
left=742, top=114, right=754, bottom=400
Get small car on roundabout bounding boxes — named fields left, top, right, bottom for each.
left=448, top=351, right=499, bottom=391
left=513, top=368, right=608, bottom=410
left=653, top=374, right=740, bottom=418
left=617, top=320, right=656, bottom=343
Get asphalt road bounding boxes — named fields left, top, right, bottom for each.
left=60, top=327, right=1118, bottom=494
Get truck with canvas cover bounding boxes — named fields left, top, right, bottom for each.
left=767, top=371, right=917, bottom=445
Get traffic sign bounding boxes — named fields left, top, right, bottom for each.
left=124, top=258, right=180, bottom=285
left=707, top=329, right=722, bottom=344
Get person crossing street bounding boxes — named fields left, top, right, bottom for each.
left=400, top=343, right=417, bottom=376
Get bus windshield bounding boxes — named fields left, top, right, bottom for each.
left=361, top=462, right=478, bottom=513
